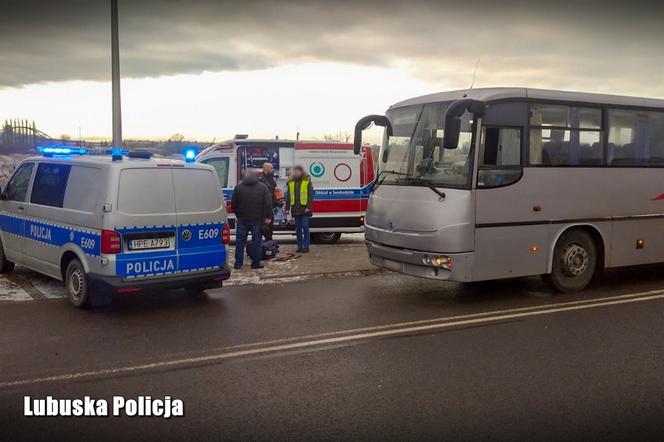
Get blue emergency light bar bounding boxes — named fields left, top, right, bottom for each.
left=39, top=146, right=152, bottom=160
left=39, top=146, right=88, bottom=156
left=111, top=148, right=124, bottom=161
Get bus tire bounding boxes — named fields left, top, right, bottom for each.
left=0, top=237, right=15, bottom=274
left=65, top=258, right=90, bottom=308
left=312, top=232, right=342, bottom=244
left=544, top=229, right=597, bottom=293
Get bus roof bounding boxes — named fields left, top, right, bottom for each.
left=390, top=87, right=664, bottom=111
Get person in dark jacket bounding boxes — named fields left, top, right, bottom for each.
left=285, top=165, right=314, bottom=253
left=231, top=169, right=272, bottom=269
left=258, top=162, right=279, bottom=241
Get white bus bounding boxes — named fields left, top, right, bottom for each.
left=354, top=88, right=664, bottom=292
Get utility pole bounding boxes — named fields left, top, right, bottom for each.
left=111, top=0, right=123, bottom=159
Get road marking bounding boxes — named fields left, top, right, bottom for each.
left=2, top=289, right=664, bottom=389
left=186, top=288, right=664, bottom=354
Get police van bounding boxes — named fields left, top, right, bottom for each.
left=0, top=147, right=231, bottom=307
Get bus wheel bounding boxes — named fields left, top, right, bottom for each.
left=65, top=258, right=90, bottom=308
left=312, top=232, right=342, bottom=244
left=544, top=230, right=597, bottom=293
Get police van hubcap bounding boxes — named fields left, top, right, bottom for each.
left=69, top=269, right=84, bottom=299
left=562, top=243, right=589, bottom=277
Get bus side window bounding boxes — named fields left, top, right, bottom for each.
left=478, top=127, right=522, bottom=188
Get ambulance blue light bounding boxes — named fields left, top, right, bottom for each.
left=184, top=148, right=197, bottom=162
left=39, top=146, right=87, bottom=156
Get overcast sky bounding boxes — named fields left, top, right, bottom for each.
left=1, top=0, right=663, bottom=140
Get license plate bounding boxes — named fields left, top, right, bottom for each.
left=129, top=237, right=171, bottom=250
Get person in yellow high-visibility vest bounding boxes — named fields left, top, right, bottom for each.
left=285, top=165, right=315, bottom=253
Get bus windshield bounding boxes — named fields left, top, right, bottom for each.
left=380, top=102, right=474, bottom=189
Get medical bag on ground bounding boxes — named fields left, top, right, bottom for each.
left=246, top=240, right=280, bottom=260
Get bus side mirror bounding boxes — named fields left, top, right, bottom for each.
left=442, top=98, right=486, bottom=150
left=381, top=148, right=390, bottom=163
left=354, top=115, right=393, bottom=155
left=442, top=117, right=461, bottom=149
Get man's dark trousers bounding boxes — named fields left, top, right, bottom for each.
left=235, top=220, right=263, bottom=267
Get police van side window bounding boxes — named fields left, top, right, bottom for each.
left=3, top=162, right=34, bottom=202
left=30, top=163, right=72, bottom=208
left=63, top=166, right=101, bottom=212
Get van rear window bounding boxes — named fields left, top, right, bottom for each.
left=172, top=169, right=223, bottom=213
left=118, top=169, right=175, bottom=215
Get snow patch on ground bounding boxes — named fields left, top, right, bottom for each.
left=0, top=277, right=33, bottom=301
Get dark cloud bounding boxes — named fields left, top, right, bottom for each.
left=1, top=0, right=664, bottom=92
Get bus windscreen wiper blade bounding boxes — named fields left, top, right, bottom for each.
left=407, top=177, right=446, bottom=200
left=425, top=183, right=446, bottom=200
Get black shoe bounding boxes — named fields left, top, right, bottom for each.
left=234, top=264, right=243, bottom=270
left=302, top=248, right=309, bottom=253
left=251, top=263, right=265, bottom=269
left=296, top=248, right=304, bottom=253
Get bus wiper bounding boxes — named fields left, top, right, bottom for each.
left=407, top=177, right=446, bottom=201
left=371, top=170, right=410, bottom=191
left=425, top=184, right=446, bottom=201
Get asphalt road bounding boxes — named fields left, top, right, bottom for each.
left=3, top=265, right=664, bottom=440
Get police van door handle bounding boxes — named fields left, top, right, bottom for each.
left=17, top=206, right=24, bottom=212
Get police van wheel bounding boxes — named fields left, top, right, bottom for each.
left=544, top=230, right=597, bottom=293
left=0, top=239, right=15, bottom=274
left=312, top=232, right=342, bottom=244
left=65, top=258, right=90, bottom=308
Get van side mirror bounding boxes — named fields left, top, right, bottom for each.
left=353, top=115, right=393, bottom=154
left=442, top=98, right=486, bottom=149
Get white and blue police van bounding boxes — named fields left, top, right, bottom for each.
left=0, top=147, right=231, bottom=308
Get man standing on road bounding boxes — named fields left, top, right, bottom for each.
left=285, top=165, right=314, bottom=253
left=259, top=162, right=280, bottom=241
left=231, top=169, right=272, bottom=269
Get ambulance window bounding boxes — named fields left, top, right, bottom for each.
left=30, top=163, right=72, bottom=208
left=63, top=166, right=101, bottom=212
left=172, top=169, right=223, bottom=213
left=3, top=162, right=34, bottom=202
left=118, top=169, right=175, bottom=215
left=203, top=157, right=229, bottom=187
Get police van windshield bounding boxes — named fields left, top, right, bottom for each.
left=381, top=102, right=474, bottom=189
left=118, top=168, right=222, bottom=215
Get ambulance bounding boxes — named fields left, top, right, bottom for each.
left=0, top=147, right=231, bottom=308
left=196, top=138, right=374, bottom=243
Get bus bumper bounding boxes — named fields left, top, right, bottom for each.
left=366, top=240, right=474, bottom=281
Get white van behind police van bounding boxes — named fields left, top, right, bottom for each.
left=0, top=148, right=231, bottom=307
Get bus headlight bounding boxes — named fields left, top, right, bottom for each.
left=422, top=255, right=452, bottom=269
